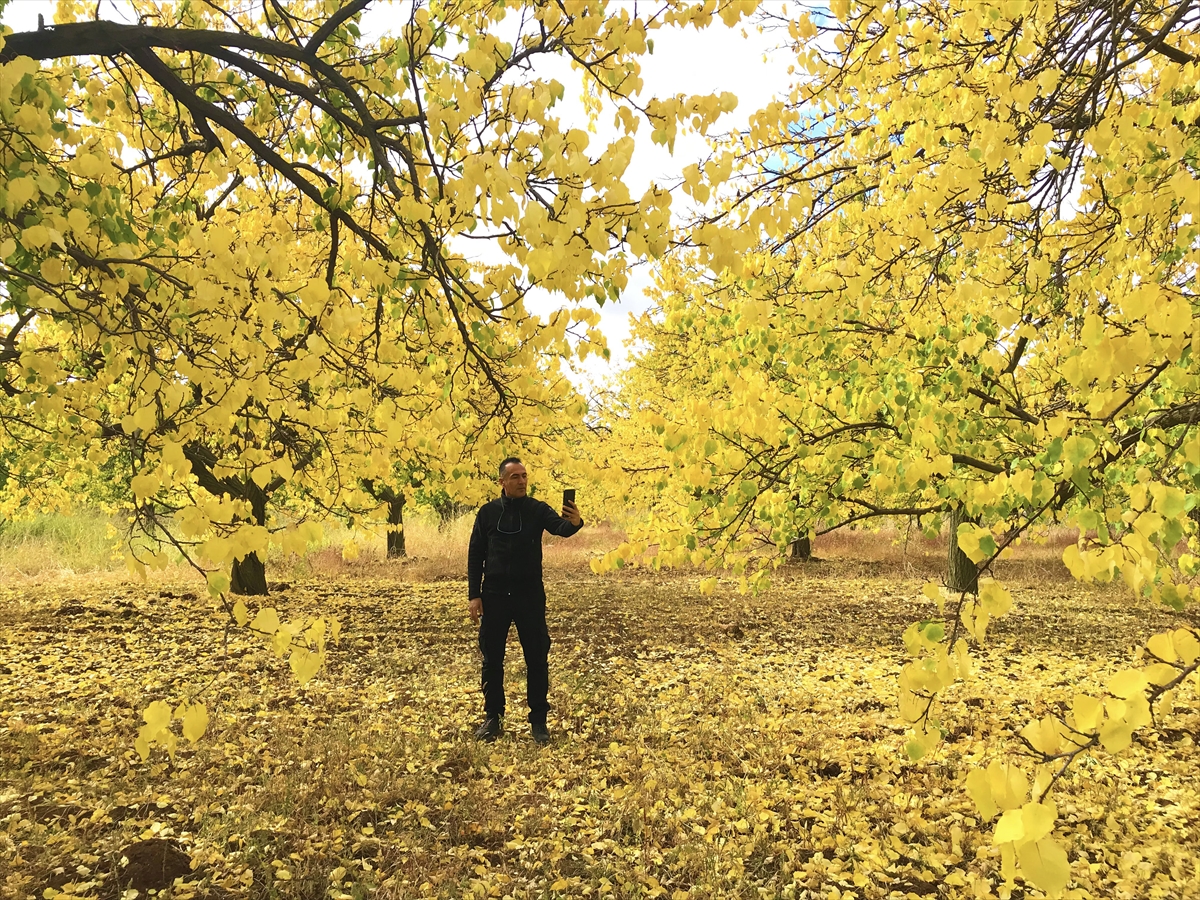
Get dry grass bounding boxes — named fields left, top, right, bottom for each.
left=277, top=514, right=628, bottom=584
left=0, top=509, right=625, bottom=589
left=0, top=509, right=124, bottom=580
left=300, top=515, right=1083, bottom=586
left=0, top=506, right=1085, bottom=592
left=801, top=523, right=1082, bottom=583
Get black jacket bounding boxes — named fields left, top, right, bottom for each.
left=468, top=494, right=583, bottom=598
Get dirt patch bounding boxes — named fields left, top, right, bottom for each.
left=115, top=839, right=192, bottom=892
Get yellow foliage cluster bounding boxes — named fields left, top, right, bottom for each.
left=0, top=0, right=751, bottom=598
left=599, top=2, right=1199, bottom=892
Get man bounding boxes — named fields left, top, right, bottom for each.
left=468, top=457, right=583, bottom=744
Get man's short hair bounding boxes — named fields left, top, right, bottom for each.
left=498, top=456, right=523, bottom=477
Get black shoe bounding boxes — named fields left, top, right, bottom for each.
left=475, top=716, right=501, bottom=742
left=531, top=722, right=550, bottom=745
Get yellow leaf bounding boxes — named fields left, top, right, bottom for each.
left=130, top=473, right=160, bottom=503
left=993, top=808, right=1025, bottom=845
left=1019, top=801, right=1056, bottom=845
left=1173, top=629, right=1199, bottom=665
left=131, top=405, right=156, bottom=433
left=232, top=600, right=249, bottom=626
left=924, top=581, right=946, bottom=614
left=1160, top=690, right=1175, bottom=718
left=1146, top=631, right=1177, bottom=662
left=978, top=578, right=1012, bottom=616
left=954, top=638, right=971, bottom=680
left=306, top=618, right=326, bottom=650
left=1001, top=841, right=1017, bottom=882
left=956, top=523, right=985, bottom=562
left=1106, top=668, right=1147, bottom=699
left=182, top=702, right=209, bottom=743
left=987, top=760, right=1028, bottom=811
left=290, top=647, right=322, bottom=686
left=250, top=607, right=280, bottom=635
left=141, top=700, right=171, bottom=735
left=1144, top=663, right=1176, bottom=687
left=126, top=553, right=148, bottom=582
left=1099, top=719, right=1132, bottom=753
left=1072, top=694, right=1104, bottom=732
left=272, top=622, right=299, bottom=657
left=1124, top=695, right=1151, bottom=730
left=1016, top=837, right=1071, bottom=894
left=1020, top=716, right=1061, bottom=756
left=207, top=571, right=230, bottom=598
left=966, top=768, right=996, bottom=820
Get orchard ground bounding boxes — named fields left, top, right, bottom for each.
left=1, top=520, right=1198, bottom=900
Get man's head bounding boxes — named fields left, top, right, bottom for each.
left=498, top=457, right=527, bottom=498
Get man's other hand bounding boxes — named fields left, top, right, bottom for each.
left=562, top=500, right=582, bottom=527
left=469, top=597, right=482, bottom=626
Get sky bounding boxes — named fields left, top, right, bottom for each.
left=0, top=0, right=798, bottom=383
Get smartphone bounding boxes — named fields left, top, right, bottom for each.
left=562, top=489, right=576, bottom=506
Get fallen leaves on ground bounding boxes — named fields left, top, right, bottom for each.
left=1, top=568, right=1197, bottom=899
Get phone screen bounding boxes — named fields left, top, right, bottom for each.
left=562, top=489, right=576, bottom=505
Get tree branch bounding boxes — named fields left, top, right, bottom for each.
left=951, top=453, right=1006, bottom=475
left=304, top=0, right=372, bottom=54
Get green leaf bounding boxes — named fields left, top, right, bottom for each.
left=207, top=571, right=230, bottom=598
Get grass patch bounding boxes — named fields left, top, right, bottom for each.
left=0, top=509, right=120, bottom=578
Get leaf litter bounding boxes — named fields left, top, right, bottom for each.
left=1, top=569, right=1197, bottom=899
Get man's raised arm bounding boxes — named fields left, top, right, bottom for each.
left=543, top=500, right=583, bottom=537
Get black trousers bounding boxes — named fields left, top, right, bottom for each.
left=479, top=586, right=550, bottom=724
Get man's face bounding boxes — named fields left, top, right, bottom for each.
left=499, top=462, right=528, bottom=498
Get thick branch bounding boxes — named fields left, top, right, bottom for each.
left=3, top=21, right=325, bottom=65
left=951, top=453, right=1006, bottom=475
left=304, top=0, right=372, bottom=54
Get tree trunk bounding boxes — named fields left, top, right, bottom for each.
left=787, top=534, right=812, bottom=563
left=387, top=495, right=406, bottom=558
left=947, top=506, right=979, bottom=594
left=230, top=483, right=269, bottom=596
left=231, top=551, right=268, bottom=595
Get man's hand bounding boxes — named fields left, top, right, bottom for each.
left=469, top=597, right=482, bottom=626
left=562, top=500, right=582, bottom=527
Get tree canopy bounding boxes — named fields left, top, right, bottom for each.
left=0, top=0, right=751, bottom=591
left=601, top=1, right=1199, bottom=891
